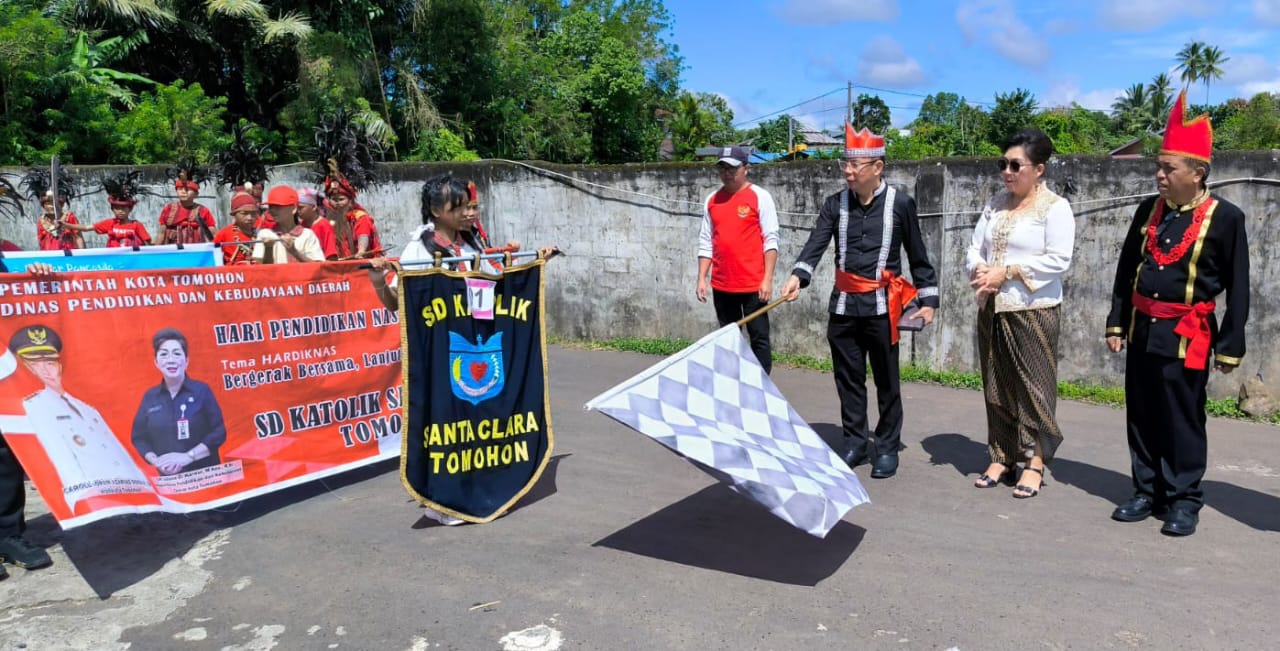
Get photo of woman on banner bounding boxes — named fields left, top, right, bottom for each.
left=130, top=328, right=227, bottom=476
left=7, top=324, right=152, bottom=510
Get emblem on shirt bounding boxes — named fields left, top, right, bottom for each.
left=448, top=332, right=504, bottom=405
left=737, top=205, right=750, bottom=219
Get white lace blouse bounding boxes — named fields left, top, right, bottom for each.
left=964, top=184, right=1075, bottom=313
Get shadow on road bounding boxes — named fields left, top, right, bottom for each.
left=59, top=456, right=399, bottom=598
left=1203, top=481, right=1280, bottom=532
left=593, top=484, right=865, bottom=586
left=919, top=432, right=987, bottom=477
left=919, top=433, right=1280, bottom=532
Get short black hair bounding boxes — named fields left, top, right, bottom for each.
left=1004, top=128, right=1055, bottom=166
left=1184, top=157, right=1211, bottom=189
left=152, top=328, right=188, bottom=355
left=420, top=175, right=468, bottom=225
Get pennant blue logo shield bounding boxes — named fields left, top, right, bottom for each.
left=449, top=332, right=504, bottom=405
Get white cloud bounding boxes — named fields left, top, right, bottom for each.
left=1241, top=79, right=1280, bottom=95
left=1098, top=0, right=1211, bottom=31
left=1043, top=79, right=1123, bottom=112
left=1220, top=54, right=1280, bottom=98
left=1254, top=0, right=1280, bottom=25
left=854, top=36, right=928, bottom=88
left=1221, top=54, right=1276, bottom=85
left=776, top=0, right=898, bottom=25
left=956, top=0, right=1051, bottom=69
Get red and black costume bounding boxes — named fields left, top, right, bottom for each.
left=160, top=160, right=215, bottom=244
left=1106, top=92, right=1250, bottom=516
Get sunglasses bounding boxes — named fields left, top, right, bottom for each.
left=997, top=158, right=1033, bottom=173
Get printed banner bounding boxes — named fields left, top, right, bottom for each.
left=400, top=263, right=553, bottom=522
left=0, top=262, right=401, bottom=528
left=586, top=324, right=869, bottom=538
left=1, top=243, right=221, bottom=272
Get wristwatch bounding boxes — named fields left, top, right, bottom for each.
left=1005, top=265, right=1015, bottom=281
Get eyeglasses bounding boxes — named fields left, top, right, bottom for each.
left=997, top=158, right=1032, bottom=173
left=840, top=159, right=877, bottom=170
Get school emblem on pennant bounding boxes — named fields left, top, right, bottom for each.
left=448, top=332, right=504, bottom=405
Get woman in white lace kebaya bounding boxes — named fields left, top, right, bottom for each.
left=965, top=128, right=1076, bottom=499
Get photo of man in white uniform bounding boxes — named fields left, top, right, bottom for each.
left=9, top=325, right=151, bottom=510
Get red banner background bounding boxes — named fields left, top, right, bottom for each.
left=0, top=262, right=401, bottom=527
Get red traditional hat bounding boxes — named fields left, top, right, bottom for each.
left=1160, top=90, right=1212, bottom=163
left=844, top=124, right=886, bottom=159
left=466, top=181, right=479, bottom=206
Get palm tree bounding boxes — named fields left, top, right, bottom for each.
left=1175, top=41, right=1204, bottom=89
left=1145, top=73, right=1174, bottom=130
left=1112, top=83, right=1149, bottom=133
left=1199, top=45, right=1229, bottom=104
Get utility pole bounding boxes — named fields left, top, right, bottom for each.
left=788, top=116, right=794, bottom=153
left=847, top=81, right=853, bottom=126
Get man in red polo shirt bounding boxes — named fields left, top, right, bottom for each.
left=695, top=145, right=780, bottom=374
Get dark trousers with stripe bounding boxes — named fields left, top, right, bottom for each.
left=1125, top=346, right=1209, bottom=512
left=712, top=290, right=771, bottom=374
left=827, top=314, right=901, bottom=458
left=0, top=434, right=26, bottom=538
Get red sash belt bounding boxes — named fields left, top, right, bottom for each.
left=835, top=269, right=918, bottom=345
left=1131, top=291, right=1215, bottom=370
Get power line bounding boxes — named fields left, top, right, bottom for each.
left=731, top=87, right=847, bottom=128
left=853, top=84, right=998, bottom=108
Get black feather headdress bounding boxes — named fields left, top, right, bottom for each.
left=0, top=176, right=22, bottom=220
left=313, top=109, right=382, bottom=197
left=166, top=157, right=209, bottom=189
left=217, top=123, right=272, bottom=191
left=20, top=168, right=77, bottom=204
left=102, top=170, right=148, bottom=206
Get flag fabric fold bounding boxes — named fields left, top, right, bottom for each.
left=586, top=325, right=868, bottom=538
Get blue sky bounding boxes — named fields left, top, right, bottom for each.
left=664, top=0, right=1280, bottom=131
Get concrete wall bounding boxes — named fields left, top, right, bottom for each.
left=4, top=153, right=1278, bottom=398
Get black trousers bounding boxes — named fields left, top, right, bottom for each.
left=1125, top=346, right=1209, bottom=512
left=0, top=434, right=26, bottom=538
left=712, top=290, right=771, bottom=374
left=828, top=314, right=901, bottom=458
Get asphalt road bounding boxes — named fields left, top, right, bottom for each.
left=2, top=345, right=1278, bottom=650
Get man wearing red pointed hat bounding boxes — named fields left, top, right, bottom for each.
left=695, top=146, right=781, bottom=374
left=1105, top=92, right=1250, bottom=537
left=782, top=124, right=939, bottom=479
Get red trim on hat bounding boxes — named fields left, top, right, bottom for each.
left=175, top=181, right=200, bottom=191
left=1160, top=91, right=1213, bottom=163
left=108, top=196, right=137, bottom=207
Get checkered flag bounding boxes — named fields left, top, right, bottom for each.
left=586, top=325, right=869, bottom=538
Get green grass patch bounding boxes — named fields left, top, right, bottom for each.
left=554, top=335, right=1279, bottom=425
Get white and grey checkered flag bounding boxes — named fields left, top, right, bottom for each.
left=586, top=325, right=869, bottom=538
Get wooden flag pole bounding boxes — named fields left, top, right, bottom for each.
left=735, top=296, right=790, bottom=327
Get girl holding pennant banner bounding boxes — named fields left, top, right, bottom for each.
left=366, top=176, right=559, bottom=525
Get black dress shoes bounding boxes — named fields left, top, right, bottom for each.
left=1111, top=495, right=1157, bottom=522
left=839, top=442, right=868, bottom=468
left=870, top=454, right=898, bottom=478
left=1160, top=509, right=1198, bottom=536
